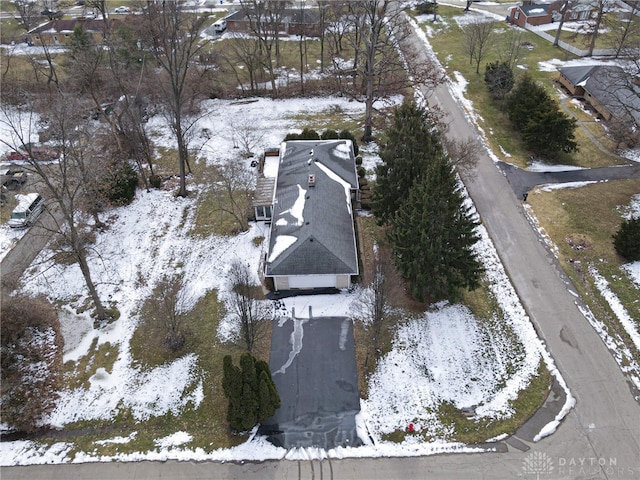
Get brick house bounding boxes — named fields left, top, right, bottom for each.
left=27, top=19, right=115, bottom=46
left=225, top=7, right=321, bottom=37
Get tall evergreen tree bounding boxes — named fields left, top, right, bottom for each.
left=222, top=355, right=243, bottom=428
left=505, top=73, right=551, bottom=133
left=390, top=154, right=484, bottom=302
left=372, top=100, right=444, bottom=225
left=521, top=104, right=578, bottom=156
left=506, top=73, right=577, bottom=157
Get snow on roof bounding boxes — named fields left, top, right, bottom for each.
left=278, top=184, right=306, bottom=226
left=13, top=193, right=41, bottom=211
left=268, top=234, right=297, bottom=263
left=265, top=140, right=358, bottom=277
left=316, top=161, right=352, bottom=215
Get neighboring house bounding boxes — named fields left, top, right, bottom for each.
left=27, top=19, right=113, bottom=46
left=559, top=64, right=640, bottom=127
left=225, top=8, right=321, bottom=37
left=265, top=140, right=359, bottom=291
left=507, top=0, right=599, bottom=27
left=508, top=3, right=555, bottom=27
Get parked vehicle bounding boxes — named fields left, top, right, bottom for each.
left=2, top=151, right=27, bottom=161
left=1, top=169, right=28, bottom=191
left=9, top=193, right=45, bottom=228
left=213, top=19, right=227, bottom=33
left=1, top=147, right=58, bottom=162
left=114, top=6, right=130, bottom=13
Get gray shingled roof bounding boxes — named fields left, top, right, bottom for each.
left=559, top=65, right=599, bottom=86
left=561, top=65, right=640, bottom=124
left=583, top=66, right=640, bottom=124
left=265, top=140, right=358, bottom=277
left=28, top=19, right=112, bottom=34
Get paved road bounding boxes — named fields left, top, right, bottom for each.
left=3, top=6, right=640, bottom=480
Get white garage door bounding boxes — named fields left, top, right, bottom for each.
left=288, top=275, right=337, bottom=289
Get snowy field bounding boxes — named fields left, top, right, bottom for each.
left=6, top=4, right=638, bottom=466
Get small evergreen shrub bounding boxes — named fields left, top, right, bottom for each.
left=613, top=217, right=640, bottom=261
left=104, top=162, right=138, bottom=206
left=299, top=128, right=320, bottom=140
left=149, top=174, right=162, bottom=189
left=355, top=156, right=363, bottom=166
left=339, top=129, right=359, bottom=155
left=321, top=129, right=339, bottom=140
left=357, top=166, right=366, bottom=178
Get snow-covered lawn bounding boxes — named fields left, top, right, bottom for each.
left=0, top=8, right=589, bottom=465
left=0, top=91, right=572, bottom=465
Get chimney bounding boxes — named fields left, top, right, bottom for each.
left=308, top=174, right=316, bottom=187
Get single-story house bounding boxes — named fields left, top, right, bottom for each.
left=507, top=0, right=599, bottom=27
left=508, top=3, right=555, bottom=27
left=265, top=140, right=359, bottom=291
left=27, top=19, right=114, bottom=46
left=225, top=8, right=321, bottom=37
left=558, top=64, right=640, bottom=126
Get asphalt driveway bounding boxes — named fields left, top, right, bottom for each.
left=259, top=315, right=362, bottom=450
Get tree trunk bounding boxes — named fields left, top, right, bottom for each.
left=553, top=2, right=570, bottom=47
left=75, top=241, right=107, bottom=321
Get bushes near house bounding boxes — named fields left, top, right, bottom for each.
left=283, top=128, right=360, bottom=155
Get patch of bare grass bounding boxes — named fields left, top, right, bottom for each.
left=528, top=178, right=640, bottom=364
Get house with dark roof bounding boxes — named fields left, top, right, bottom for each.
left=225, top=7, right=321, bottom=37
left=27, top=19, right=114, bottom=46
left=507, top=0, right=598, bottom=27
left=265, top=140, right=359, bottom=291
left=559, top=65, right=640, bottom=123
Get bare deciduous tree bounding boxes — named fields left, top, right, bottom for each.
left=225, top=34, right=266, bottom=95
left=604, top=0, right=640, bottom=58
left=462, top=18, right=494, bottom=74
left=228, top=260, right=271, bottom=354
left=146, top=273, right=192, bottom=351
left=12, top=0, right=40, bottom=32
left=239, top=0, right=289, bottom=97
left=1, top=294, right=63, bottom=433
left=337, top=0, right=444, bottom=141
left=553, top=0, right=576, bottom=47
left=210, top=157, right=255, bottom=233
left=229, top=117, right=265, bottom=158
left=141, top=1, right=208, bottom=197
left=443, top=136, right=481, bottom=175
left=0, top=98, right=111, bottom=321
left=351, top=247, right=392, bottom=368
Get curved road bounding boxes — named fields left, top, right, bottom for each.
left=3, top=6, right=640, bottom=480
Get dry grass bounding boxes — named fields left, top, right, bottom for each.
left=528, top=178, right=640, bottom=362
